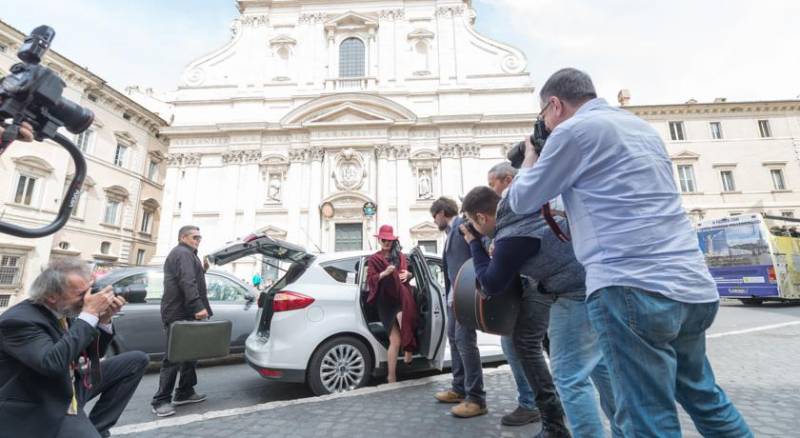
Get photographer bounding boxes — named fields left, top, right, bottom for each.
left=0, top=121, right=34, bottom=142
left=0, top=259, right=148, bottom=438
left=461, top=186, right=617, bottom=438
left=507, top=68, right=751, bottom=436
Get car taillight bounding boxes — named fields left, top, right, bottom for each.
left=768, top=266, right=777, bottom=283
left=272, top=291, right=314, bottom=312
left=258, top=368, right=282, bottom=378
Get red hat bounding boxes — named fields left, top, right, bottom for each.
left=375, top=224, right=398, bottom=241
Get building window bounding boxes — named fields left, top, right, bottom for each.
left=668, top=121, right=686, bottom=141
left=58, top=241, right=70, bottom=250
left=136, top=249, right=146, bottom=266
left=418, top=240, right=438, bottom=254
left=781, top=211, right=795, bottom=218
left=709, top=122, right=723, bottom=140
left=75, top=129, right=94, bottom=153
left=677, top=165, right=696, bottom=193
left=339, top=38, right=365, bottom=78
left=14, top=175, right=37, bottom=205
left=147, top=161, right=159, bottom=181
left=720, top=170, right=736, bottom=192
left=100, top=241, right=111, bottom=255
left=0, top=295, right=9, bottom=308
left=0, top=255, right=22, bottom=286
left=103, top=200, right=120, bottom=225
left=140, top=210, right=152, bottom=233
left=113, top=144, right=127, bottom=167
left=771, top=169, right=786, bottom=190
left=758, top=120, right=772, bottom=138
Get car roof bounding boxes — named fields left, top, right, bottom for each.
left=311, top=250, right=441, bottom=264
left=93, top=266, right=239, bottom=286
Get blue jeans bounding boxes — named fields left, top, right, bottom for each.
left=548, top=294, right=621, bottom=438
left=447, top=304, right=485, bottom=405
left=500, top=335, right=534, bottom=409
left=586, top=286, right=752, bottom=437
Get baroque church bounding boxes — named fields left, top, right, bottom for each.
left=154, top=0, right=537, bottom=275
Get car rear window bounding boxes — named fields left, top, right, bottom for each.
left=321, top=257, right=360, bottom=284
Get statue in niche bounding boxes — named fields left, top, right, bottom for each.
left=418, top=169, right=433, bottom=199
left=268, top=173, right=282, bottom=202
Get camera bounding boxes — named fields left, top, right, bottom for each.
left=91, top=283, right=148, bottom=304
left=0, top=25, right=94, bottom=143
left=506, top=118, right=549, bottom=168
left=458, top=214, right=481, bottom=238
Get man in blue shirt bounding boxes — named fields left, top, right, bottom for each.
left=507, top=68, right=751, bottom=437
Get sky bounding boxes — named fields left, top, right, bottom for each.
left=2, top=0, right=798, bottom=106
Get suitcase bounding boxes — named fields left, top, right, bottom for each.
left=452, top=259, right=522, bottom=337
left=166, top=319, right=232, bottom=362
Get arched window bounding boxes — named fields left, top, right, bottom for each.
left=339, top=38, right=365, bottom=77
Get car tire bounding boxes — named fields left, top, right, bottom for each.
left=739, top=298, right=764, bottom=306
left=307, top=336, right=373, bottom=396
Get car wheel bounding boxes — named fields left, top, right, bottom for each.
left=739, top=298, right=764, bottom=306
left=308, top=336, right=373, bottom=396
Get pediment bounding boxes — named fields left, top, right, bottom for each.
left=410, top=222, right=439, bottom=233
left=305, top=104, right=392, bottom=126
left=256, top=225, right=287, bottom=238
left=670, top=150, right=701, bottom=161
left=325, top=11, right=378, bottom=31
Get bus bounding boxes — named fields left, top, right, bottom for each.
left=696, top=213, right=800, bottom=304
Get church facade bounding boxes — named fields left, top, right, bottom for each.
left=154, top=0, right=537, bottom=276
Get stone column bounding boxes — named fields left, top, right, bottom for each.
left=307, top=147, right=324, bottom=249
left=153, top=153, right=182, bottom=263
left=394, top=145, right=412, bottom=243
left=287, top=148, right=307, bottom=246
left=438, top=143, right=462, bottom=198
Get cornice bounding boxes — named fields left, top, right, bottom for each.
left=626, top=100, right=800, bottom=118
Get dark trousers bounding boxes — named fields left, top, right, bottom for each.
left=57, top=351, right=149, bottom=438
left=511, top=287, right=565, bottom=419
left=447, top=304, right=486, bottom=405
left=152, top=325, right=200, bottom=406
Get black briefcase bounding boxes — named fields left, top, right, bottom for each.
left=167, top=319, right=232, bottom=362
left=453, top=259, right=522, bottom=336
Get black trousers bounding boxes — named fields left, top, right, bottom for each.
left=151, top=328, right=199, bottom=406
left=511, top=287, right=566, bottom=420
left=56, top=351, right=149, bottom=438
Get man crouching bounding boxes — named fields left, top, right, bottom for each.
left=0, top=259, right=148, bottom=438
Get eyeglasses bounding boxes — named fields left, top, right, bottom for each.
left=191, top=235, right=202, bottom=241
left=538, top=99, right=553, bottom=119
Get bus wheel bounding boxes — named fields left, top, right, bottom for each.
left=739, top=298, right=763, bottom=306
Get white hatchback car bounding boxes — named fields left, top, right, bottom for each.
left=208, top=232, right=503, bottom=395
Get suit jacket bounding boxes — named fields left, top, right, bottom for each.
left=443, top=216, right=472, bottom=300
left=161, top=242, right=212, bottom=326
left=0, top=299, right=113, bottom=438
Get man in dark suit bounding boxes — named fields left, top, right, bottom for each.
left=151, top=224, right=213, bottom=417
left=0, top=259, right=148, bottom=438
left=430, top=197, right=487, bottom=418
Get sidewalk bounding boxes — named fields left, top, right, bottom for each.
left=115, top=323, right=800, bottom=437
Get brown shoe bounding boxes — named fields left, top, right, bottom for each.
left=451, top=401, right=488, bottom=418
left=434, top=390, right=465, bottom=403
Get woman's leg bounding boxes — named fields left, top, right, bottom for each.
left=397, top=312, right=413, bottom=363
left=388, top=322, right=401, bottom=383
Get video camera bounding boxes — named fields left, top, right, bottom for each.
left=0, top=25, right=93, bottom=238
left=506, top=118, right=549, bottom=169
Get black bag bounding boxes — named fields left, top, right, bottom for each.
left=452, top=259, right=522, bottom=336
left=167, top=319, right=232, bottom=362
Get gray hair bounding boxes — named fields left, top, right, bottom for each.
left=178, top=225, right=199, bottom=241
left=539, top=68, right=597, bottom=105
left=488, top=162, right=517, bottom=180
left=29, top=259, right=92, bottom=303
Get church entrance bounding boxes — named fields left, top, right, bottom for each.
left=335, top=223, right=363, bottom=251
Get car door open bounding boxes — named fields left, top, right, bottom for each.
left=408, top=246, right=446, bottom=370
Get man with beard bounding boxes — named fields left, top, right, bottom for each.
left=0, top=259, right=148, bottom=438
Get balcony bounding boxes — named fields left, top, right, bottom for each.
left=324, top=77, right=378, bottom=92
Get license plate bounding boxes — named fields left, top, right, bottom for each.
left=728, top=287, right=747, bottom=294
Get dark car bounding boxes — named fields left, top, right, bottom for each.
left=94, top=266, right=258, bottom=361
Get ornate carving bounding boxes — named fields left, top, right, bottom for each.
left=184, top=67, right=206, bottom=87
left=309, top=146, right=324, bottom=162
left=436, top=6, right=465, bottom=17
left=461, top=144, right=481, bottom=158
left=501, top=54, right=525, bottom=74
left=395, top=144, right=410, bottom=160
left=166, top=153, right=183, bottom=167
left=332, top=149, right=367, bottom=191
left=299, top=12, right=329, bottom=24
left=241, top=15, right=269, bottom=27
left=166, top=153, right=202, bottom=167
left=378, top=9, right=405, bottom=21
left=222, top=150, right=244, bottom=165
left=288, top=148, right=307, bottom=163
left=182, top=153, right=201, bottom=167
left=438, top=143, right=459, bottom=158
left=375, top=144, right=392, bottom=160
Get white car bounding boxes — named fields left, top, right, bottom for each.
left=208, top=233, right=503, bottom=395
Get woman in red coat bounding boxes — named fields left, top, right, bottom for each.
left=366, top=225, right=419, bottom=383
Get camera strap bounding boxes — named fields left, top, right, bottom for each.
left=541, top=202, right=570, bottom=242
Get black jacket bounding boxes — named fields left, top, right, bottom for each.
left=0, top=300, right=113, bottom=438
left=161, top=242, right=211, bottom=325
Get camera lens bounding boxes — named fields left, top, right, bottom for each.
left=52, top=97, right=94, bottom=134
